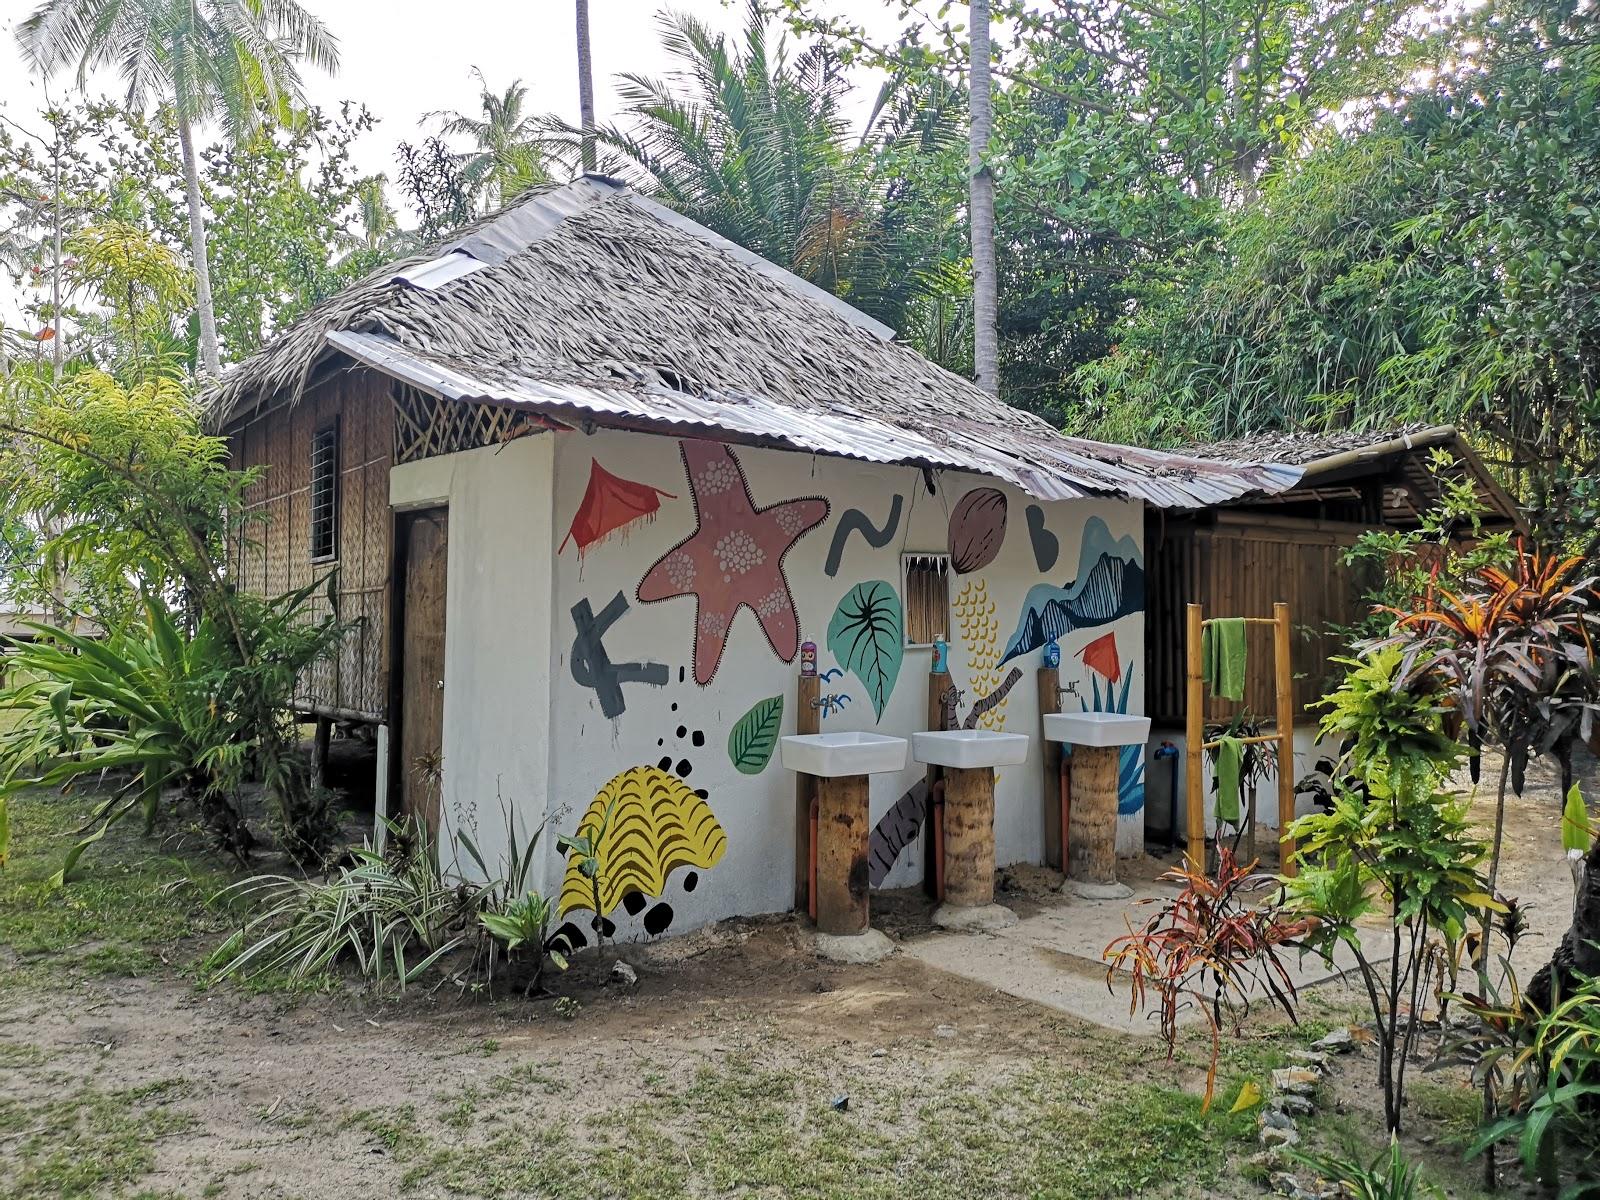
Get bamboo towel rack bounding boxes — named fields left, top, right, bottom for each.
left=1184, top=601, right=1298, bottom=878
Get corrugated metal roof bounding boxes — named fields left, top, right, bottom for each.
left=327, top=330, right=1302, bottom=507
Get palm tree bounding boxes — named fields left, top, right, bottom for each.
left=589, top=4, right=965, bottom=339
left=428, top=69, right=561, bottom=210
left=969, top=0, right=999, bottom=395
left=593, top=3, right=860, bottom=287
left=16, top=0, right=339, bottom=379
left=576, top=0, right=597, bottom=172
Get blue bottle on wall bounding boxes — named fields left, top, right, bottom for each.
left=1042, top=637, right=1062, bottom=669
left=932, top=637, right=949, bottom=675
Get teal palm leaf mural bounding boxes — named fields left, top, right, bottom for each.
left=827, top=581, right=904, bottom=721
left=1083, top=663, right=1146, bottom=816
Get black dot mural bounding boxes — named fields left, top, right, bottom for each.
left=643, top=903, right=674, bottom=936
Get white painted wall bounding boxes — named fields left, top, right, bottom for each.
left=532, top=427, right=1146, bottom=942
left=390, top=434, right=556, bottom=885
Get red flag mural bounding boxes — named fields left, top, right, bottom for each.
left=560, top=460, right=676, bottom=555
left=1078, top=631, right=1121, bottom=683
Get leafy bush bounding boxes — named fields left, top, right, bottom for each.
left=1451, top=969, right=1600, bottom=1194
left=0, top=582, right=341, bottom=875
left=0, top=370, right=347, bottom=872
left=1284, top=645, right=1498, bottom=1134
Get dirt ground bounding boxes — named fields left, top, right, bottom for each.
left=0, top=747, right=1591, bottom=1200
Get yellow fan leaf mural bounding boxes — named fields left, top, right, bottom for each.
left=559, top=765, right=728, bottom=917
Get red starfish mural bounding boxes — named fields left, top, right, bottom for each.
left=638, top=440, right=830, bottom=686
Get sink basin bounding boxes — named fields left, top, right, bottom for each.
left=780, top=732, right=908, bottom=778
left=1043, top=712, right=1152, bottom=747
left=912, top=729, right=1030, bottom=769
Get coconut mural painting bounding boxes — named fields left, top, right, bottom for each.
left=948, top=487, right=1008, bottom=574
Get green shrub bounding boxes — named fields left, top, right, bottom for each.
left=207, top=817, right=472, bottom=991
left=0, top=582, right=340, bottom=876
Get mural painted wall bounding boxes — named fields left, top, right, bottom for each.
left=414, top=427, right=1147, bottom=944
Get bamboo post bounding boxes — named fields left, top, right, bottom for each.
left=1185, top=603, right=1206, bottom=870
left=795, top=673, right=820, bottom=913
left=1038, top=666, right=1064, bottom=869
left=816, top=774, right=872, bottom=935
left=311, top=715, right=332, bottom=791
left=923, top=664, right=951, bottom=897
left=1274, top=601, right=1298, bottom=878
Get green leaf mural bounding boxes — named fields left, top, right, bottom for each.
left=827, top=580, right=904, bottom=721
left=728, top=694, right=785, bottom=775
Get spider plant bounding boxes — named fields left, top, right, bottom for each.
left=207, top=816, right=476, bottom=991
left=1294, top=1137, right=1443, bottom=1200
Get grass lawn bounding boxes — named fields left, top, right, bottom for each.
left=0, top=786, right=233, bottom=991
left=0, top=787, right=1524, bottom=1200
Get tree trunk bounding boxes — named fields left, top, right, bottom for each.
left=969, top=0, right=999, bottom=396
left=1476, top=753, right=1513, bottom=971
left=942, top=766, right=997, bottom=907
left=1528, top=833, right=1600, bottom=1010
left=576, top=0, right=597, bottom=173
left=177, top=112, right=222, bottom=378
left=51, top=126, right=62, bottom=378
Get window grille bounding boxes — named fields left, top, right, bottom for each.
left=902, top=552, right=951, bottom=646
left=310, top=422, right=339, bottom=562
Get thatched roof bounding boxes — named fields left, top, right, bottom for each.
left=207, top=176, right=1299, bottom=507
left=1181, top=425, right=1443, bottom=468
left=1184, top=425, right=1523, bottom=528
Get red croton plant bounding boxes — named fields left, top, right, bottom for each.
left=1377, top=544, right=1600, bottom=893
left=1104, top=849, right=1314, bottom=1110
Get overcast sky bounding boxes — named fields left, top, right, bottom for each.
left=0, top=0, right=909, bottom=326
left=0, top=0, right=903, bottom=191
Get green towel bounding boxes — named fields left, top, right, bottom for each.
left=1215, top=735, right=1244, bottom=825
left=1202, top=618, right=1248, bottom=702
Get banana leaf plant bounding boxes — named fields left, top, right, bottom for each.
left=0, top=577, right=341, bottom=878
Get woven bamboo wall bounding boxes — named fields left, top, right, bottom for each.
left=228, top=371, right=394, bottom=722
left=1145, top=517, right=1368, bottom=726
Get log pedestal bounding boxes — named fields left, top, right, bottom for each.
left=815, top=773, right=871, bottom=936
left=1066, top=744, right=1131, bottom=899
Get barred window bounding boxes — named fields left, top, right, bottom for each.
left=309, top=422, right=339, bottom=562
left=902, top=552, right=951, bottom=646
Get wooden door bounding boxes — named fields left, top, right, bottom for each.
left=397, top=508, right=448, bottom=836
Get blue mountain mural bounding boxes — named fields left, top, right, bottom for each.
left=999, top=517, right=1144, bottom=664
left=1079, top=514, right=1143, bottom=568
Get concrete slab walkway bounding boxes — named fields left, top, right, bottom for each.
left=899, top=875, right=1392, bottom=1033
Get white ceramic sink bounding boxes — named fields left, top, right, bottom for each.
left=1043, top=712, right=1152, bottom=748
left=780, top=732, right=908, bottom=778
left=912, top=729, right=1030, bottom=769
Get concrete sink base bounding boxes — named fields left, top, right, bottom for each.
left=815, top=928, right=896, bottom=964
left=932, top=902, right=1020, bottom=932
left=1064, top=878, right=1135, bottom=901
